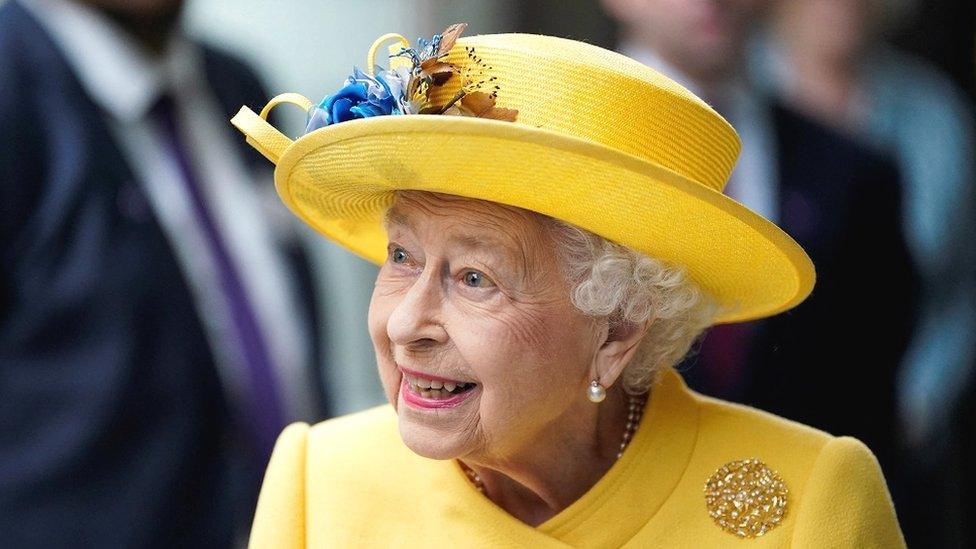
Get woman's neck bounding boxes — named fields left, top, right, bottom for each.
left=459, top=384, right=636, bottom=526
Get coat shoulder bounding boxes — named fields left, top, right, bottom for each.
left=249, top=422, right=311, bottom=548
left=305, top=404, right=415, bottom=473
left=679, top=391, right=905, bottom=547
left=695, top=391, right=835, bottom=457
left=249, top=407, right=402, bottom=548
left=307, top=404, right=399, bottom=450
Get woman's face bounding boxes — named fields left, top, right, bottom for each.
left=368, top=191, right=603, bottom=461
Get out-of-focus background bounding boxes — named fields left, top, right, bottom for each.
left=185, top=0, right=515, bottom=418
left=1, top=0, right=972, bottom=547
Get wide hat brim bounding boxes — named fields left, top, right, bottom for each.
left=232, top=98, right=815, bottom=325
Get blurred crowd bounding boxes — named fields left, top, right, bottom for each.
left=599, top=1, right=975, bottom=547
left=0, top=0, right=972, bottom=547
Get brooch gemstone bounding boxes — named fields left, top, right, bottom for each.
left=704, top=458, right=789, bottom=538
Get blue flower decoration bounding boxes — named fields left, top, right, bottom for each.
left=301, top=23, right=516, bottom=134
left=305, top=66, right=407, bottom=133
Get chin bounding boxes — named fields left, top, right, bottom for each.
left=397, top=417, right=467, bottom=460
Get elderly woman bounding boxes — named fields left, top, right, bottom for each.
left=232, top=25, right=905, bottom=547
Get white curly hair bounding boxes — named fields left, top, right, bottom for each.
left=545, top=217, right=720, bottom=395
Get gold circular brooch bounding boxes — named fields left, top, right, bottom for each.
left=704, top=458, right=789, bottom=538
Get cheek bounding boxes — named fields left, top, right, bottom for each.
left=461, top=316, right=591, bottom=454
left=466, top=300, right=594, bottom=370
left=367, top=285, right=401, bottom=403
left=366, top=288, right=389, bottom=346
left=449, top=302, right=595, bottom=418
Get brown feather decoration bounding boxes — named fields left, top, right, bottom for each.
left=419, top=60, right=457, bottom=86
left=459, top=91, right=519, bottom=121
left=397, top=22, right=517, bottom=122
left=409, top=23, right=468, bottom=99
left=437, top=23, right=468, bottom=57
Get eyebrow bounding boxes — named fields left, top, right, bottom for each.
left=449, top=232, right=527, bottom=278
left=383, top=208, right=524, bottom=270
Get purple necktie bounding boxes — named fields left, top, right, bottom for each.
left=151, top=94, right=284, bottom=462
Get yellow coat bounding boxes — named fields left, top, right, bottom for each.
left=248, top=368, right=905, bottom=548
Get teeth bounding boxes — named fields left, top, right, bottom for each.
left=410, top=375, right=431, bottom=389
left=403, top=372, right=476, bottom=396
left=420, top=387, right=450, bottom=399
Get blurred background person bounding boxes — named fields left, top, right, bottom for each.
left=600, top=0, right=919, bottom=514
left=751, top=1, right=976, bottom=545
left=0, top=0, right=327, bottom=546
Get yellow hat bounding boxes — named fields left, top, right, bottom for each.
left=231, top=25, right=815, bottom=324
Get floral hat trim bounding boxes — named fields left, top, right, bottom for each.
left=304, top=23, right=518, bottom=134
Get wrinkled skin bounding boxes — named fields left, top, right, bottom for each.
left=367, top=191, right=648, bottom=525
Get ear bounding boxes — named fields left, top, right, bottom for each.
left=590, top=316, right=653, bottom=388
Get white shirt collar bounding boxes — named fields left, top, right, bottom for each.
left=20, top=0, right=202, bottom=122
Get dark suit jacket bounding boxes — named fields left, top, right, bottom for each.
left=0, top=2, right=324, bottom=547
left=681, top=103, right=919, bottom=485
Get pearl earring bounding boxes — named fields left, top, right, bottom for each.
left=588, top=380, right=606, bottom=403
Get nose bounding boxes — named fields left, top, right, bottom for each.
left=386, top=265, right=449, bottom=348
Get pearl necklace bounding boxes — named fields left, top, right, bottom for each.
left=459, top=393, right=648, bottom=495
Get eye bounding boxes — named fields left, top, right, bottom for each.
left=461, top=269, right=495, bottom=288
left=389, top=245, right=409, bottom=264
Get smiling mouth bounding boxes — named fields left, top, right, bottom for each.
left=402, top=372, right=477, bottom=400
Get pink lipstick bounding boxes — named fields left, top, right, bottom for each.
left=400, top=377, right=479, bottom=409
